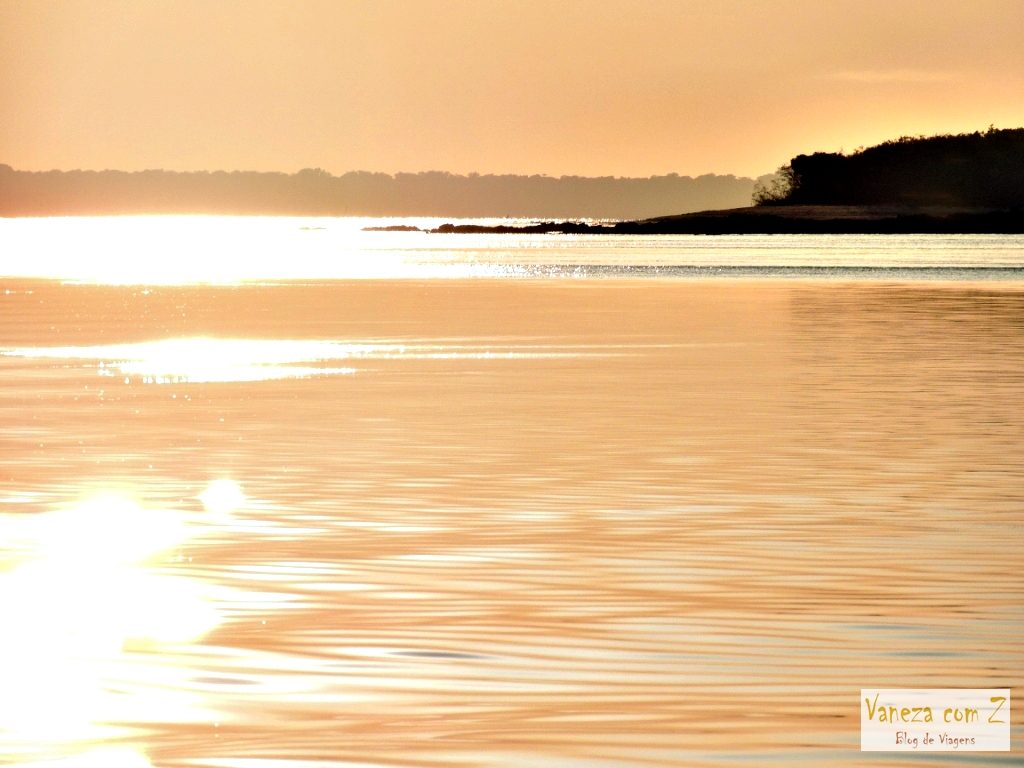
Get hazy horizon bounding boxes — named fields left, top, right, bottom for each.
left=2, top=161, right=760, bottom=180
left=0, top=164, right=760, bottom=218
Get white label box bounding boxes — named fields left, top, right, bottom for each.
left=861, top=689, right=1010, bottom=751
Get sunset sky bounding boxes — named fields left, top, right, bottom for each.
left=2, top=0, right=1022, bottom=178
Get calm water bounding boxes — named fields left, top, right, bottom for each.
left=0, top=218, right=1022, bottom=767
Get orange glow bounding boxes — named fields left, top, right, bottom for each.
left=1, top=1, right=1021, bottom=178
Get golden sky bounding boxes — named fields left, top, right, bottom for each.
left=2, top=0, right=1022, bottom=177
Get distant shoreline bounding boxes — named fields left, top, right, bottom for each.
left=0, top=164, right=756, bottom=220
left=364, top=205, right=1024, bottom=235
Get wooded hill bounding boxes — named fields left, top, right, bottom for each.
left=756, top=128, right=1024, bottom=209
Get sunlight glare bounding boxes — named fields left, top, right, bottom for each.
left=0, top=216, right=480, bottom=284
left=199, top=479, right=246, bottom=516
left=20, top=746, right=154, bottom=768
left=0, top=492, right=222, bottom=754
left=29, top=494, right=187, bottom=565
left=2, top=338, right=364, bottom=383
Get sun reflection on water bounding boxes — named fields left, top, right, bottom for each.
left=4, top=338, right=364, bottom=384
left=19, top=746, right=155, bottom=768
left=1, top=337, right=632, bottom=386
left=0, top=485, right=240, bottom=765
left=0, top=215, right=527, bottom=284
left=199, top=479, right=246, bottom=517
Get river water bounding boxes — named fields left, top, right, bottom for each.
left=0, top=217, right=1022, bottom=767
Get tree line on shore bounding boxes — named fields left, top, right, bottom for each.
left=0, top=165, right=757, bottom=219
left=755, top=127, right=1024, bottom=209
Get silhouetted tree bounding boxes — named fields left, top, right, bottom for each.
left=768, top=128, right=1024, bottom=208
left=752, top=166, right=794, bottom=205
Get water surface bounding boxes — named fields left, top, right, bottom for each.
left=0, top=219, right=1022, bottom=767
